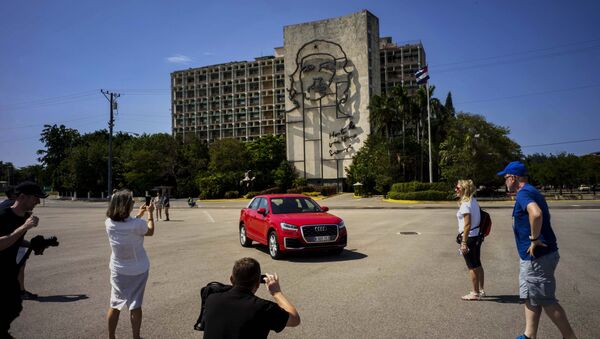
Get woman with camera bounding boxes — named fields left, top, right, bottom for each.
left=455, top=179, right=485, bottom=301
left=105, top=190, right=155, bottom=339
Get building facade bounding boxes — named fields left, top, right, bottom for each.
left=171, top=56, right=286, bottom=142
left=171, top=10, right=426, bottom=184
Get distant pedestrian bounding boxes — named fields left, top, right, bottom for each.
left=188, top=197, right=196, bottom=208
left=152, top=192, right=163, bottom=220
left=105, top=189, right=155, bottom=339
left=498, top=161, right=577, bottom=339
left=455, top=179, right=485, bottom=301
left=163, top=194, right=170, bottom=221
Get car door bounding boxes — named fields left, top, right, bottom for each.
left=244, top=198, right=261, bottom=240
left=255, top=197, right=271, bottom=242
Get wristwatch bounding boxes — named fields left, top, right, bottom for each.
left=529, top=235, right=539, bottom=241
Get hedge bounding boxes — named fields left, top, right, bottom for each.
left=387, top=190, right=451, bottom=201
left=390, top=181, right=450, bottom=193
left=244, top=191, right=260, bottom=199
left=259, top=187, right=283, bottom=195
left=224, top=191, right=240, bottom=199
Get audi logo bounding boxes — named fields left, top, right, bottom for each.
left=315, top=226, right=327, bottom=232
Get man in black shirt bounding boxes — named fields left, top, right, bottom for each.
left=203, top=257, right=300, bottom=339
left=0, top=182, right=47, bottom=338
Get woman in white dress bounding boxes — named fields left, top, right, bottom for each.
left=105, top=190, right=155, bottom=339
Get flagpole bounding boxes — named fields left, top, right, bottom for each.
left=426, top=81, right=433, bottom=183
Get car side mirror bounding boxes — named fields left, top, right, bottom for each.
left=320, top=206, right=329, bottom=212
left=257, top=207, right=266, bottom=215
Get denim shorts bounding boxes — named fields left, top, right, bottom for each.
left=519, top=251, right=559, bottom=306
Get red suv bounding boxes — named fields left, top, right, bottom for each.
left=239, top=194, right=347, bottom=259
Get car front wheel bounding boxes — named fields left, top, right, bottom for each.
left=239, top=224, right=252, bottom=247
left=268, top=231, right=282, bottom=260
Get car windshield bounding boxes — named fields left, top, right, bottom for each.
left=270, top=197, right=322, bottom=214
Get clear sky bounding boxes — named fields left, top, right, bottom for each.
left=1, top=0, right=599, bottom=167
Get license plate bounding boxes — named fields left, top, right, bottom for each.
left=314, top=236, right=333, bottom=242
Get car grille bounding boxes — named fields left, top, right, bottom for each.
left=301, top=224, right=339, bottom=243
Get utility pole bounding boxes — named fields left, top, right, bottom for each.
left=101, top=90, right=120, bottom=197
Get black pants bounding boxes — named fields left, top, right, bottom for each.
left=0, top=278, right=22, bottom=338
left=463, top=236, right=483, bottom=269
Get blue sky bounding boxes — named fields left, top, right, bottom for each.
left=1, top=0, right=599, bottom=167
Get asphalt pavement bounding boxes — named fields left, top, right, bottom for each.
left=9, top=195, right=600, bottom=338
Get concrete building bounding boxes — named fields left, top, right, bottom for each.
left=170, top=10, right=426, bottom=185
left=379, top=37, right=426, bottom=95
left=171, top=55, right=286, bottom=142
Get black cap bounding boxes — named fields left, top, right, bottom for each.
left=15, top=181, right=48, bottom=198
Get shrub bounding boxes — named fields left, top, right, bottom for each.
left=286, top=187, right=302, bottom=194
left=320, top=185, right=338, bottom=196
left=259, top=187, right=283, bottom=195
left=245, top=191, right=260, bottom=199
left=224, top=191, right=240, bottom=199
left=390, top=181, right=450, bottom=193
left=387, top=190, right=451, bottom=201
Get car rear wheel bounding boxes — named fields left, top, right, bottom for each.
left=239, top=224, right=252, bottom=247
left=268, top=231, right=282, bottom=260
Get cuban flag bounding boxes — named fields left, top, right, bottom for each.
left=415, top=66, right=429, bottom=85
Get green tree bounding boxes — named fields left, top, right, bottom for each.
left=175, top=136, right=209, bottom=197
left=37, top=124, right=80, bottom=191
left=439, top=112, right=521, bottom=187
left=209, top=138, right=249, bottom=173
left=345, top=135, right=392, bottom=195
left=272, top=160, right=297, bottom=191
left=121, top=133, right=177, bottom=194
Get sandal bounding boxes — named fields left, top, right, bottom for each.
left=461, top=291, right=480, bottom=301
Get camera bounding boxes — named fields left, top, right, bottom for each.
left=260, top=274, right=267, bottom=284
left=145, top=196, right=152, bottom=206
left=30, top=235, right=59, bottom=255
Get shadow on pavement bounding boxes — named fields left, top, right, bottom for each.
left=34, top=294, right=89, bottom=303
left=252, top=245, right=367, bottom=262
left=482, top=295, right=523, bottom=304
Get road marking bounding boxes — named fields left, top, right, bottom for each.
left=571, top=205, right=581, bottom=207
left=203, top=211, right=215, bottom=223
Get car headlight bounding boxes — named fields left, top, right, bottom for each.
left=281, top=222, right=298, bottom=231
left=338, top=221, right=345, bottom=229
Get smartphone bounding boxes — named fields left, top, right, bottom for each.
left=260, top=274, right=267, bottom=284
left=145, top=196, right=152, bottom=206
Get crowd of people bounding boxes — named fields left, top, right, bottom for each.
left=0, top=160, right=580, bottom=339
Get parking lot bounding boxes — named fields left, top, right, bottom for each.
left=10, top=198, right=600, bottom=338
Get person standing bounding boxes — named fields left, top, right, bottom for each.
left=105, top=190, right=155, bottom=339
left=0, top=182, right=47, bottom=338
left=498, top=161, right=577, bottom=339
left=455, top=179, right=485, bottom=301
left=162, top=194, right=170, bottom=221
left=203, top=257, right=300, bottom=339
left=152, top=192, right=163, bottom=220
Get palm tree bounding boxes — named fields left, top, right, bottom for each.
left=368, top=93, right=397, bottom=140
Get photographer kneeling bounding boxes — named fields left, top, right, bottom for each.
left=203, top=257, right=300, bottom=339
left=0, top=181, right=47, bottom=338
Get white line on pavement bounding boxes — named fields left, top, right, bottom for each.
left=203, top=211, right=215, bottom=223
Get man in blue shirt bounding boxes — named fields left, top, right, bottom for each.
left=498, top=161, right=576, bottom=339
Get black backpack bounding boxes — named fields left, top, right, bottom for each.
left=194, top=282, right=232, bottom=331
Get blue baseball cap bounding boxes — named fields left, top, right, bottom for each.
left=497, top=161, right=527, bottom=176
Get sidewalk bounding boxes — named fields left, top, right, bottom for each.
left=34, top=193, right=600, bottom=210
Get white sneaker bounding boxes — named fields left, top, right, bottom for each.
left=479, top=290, right=486, bottom=298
